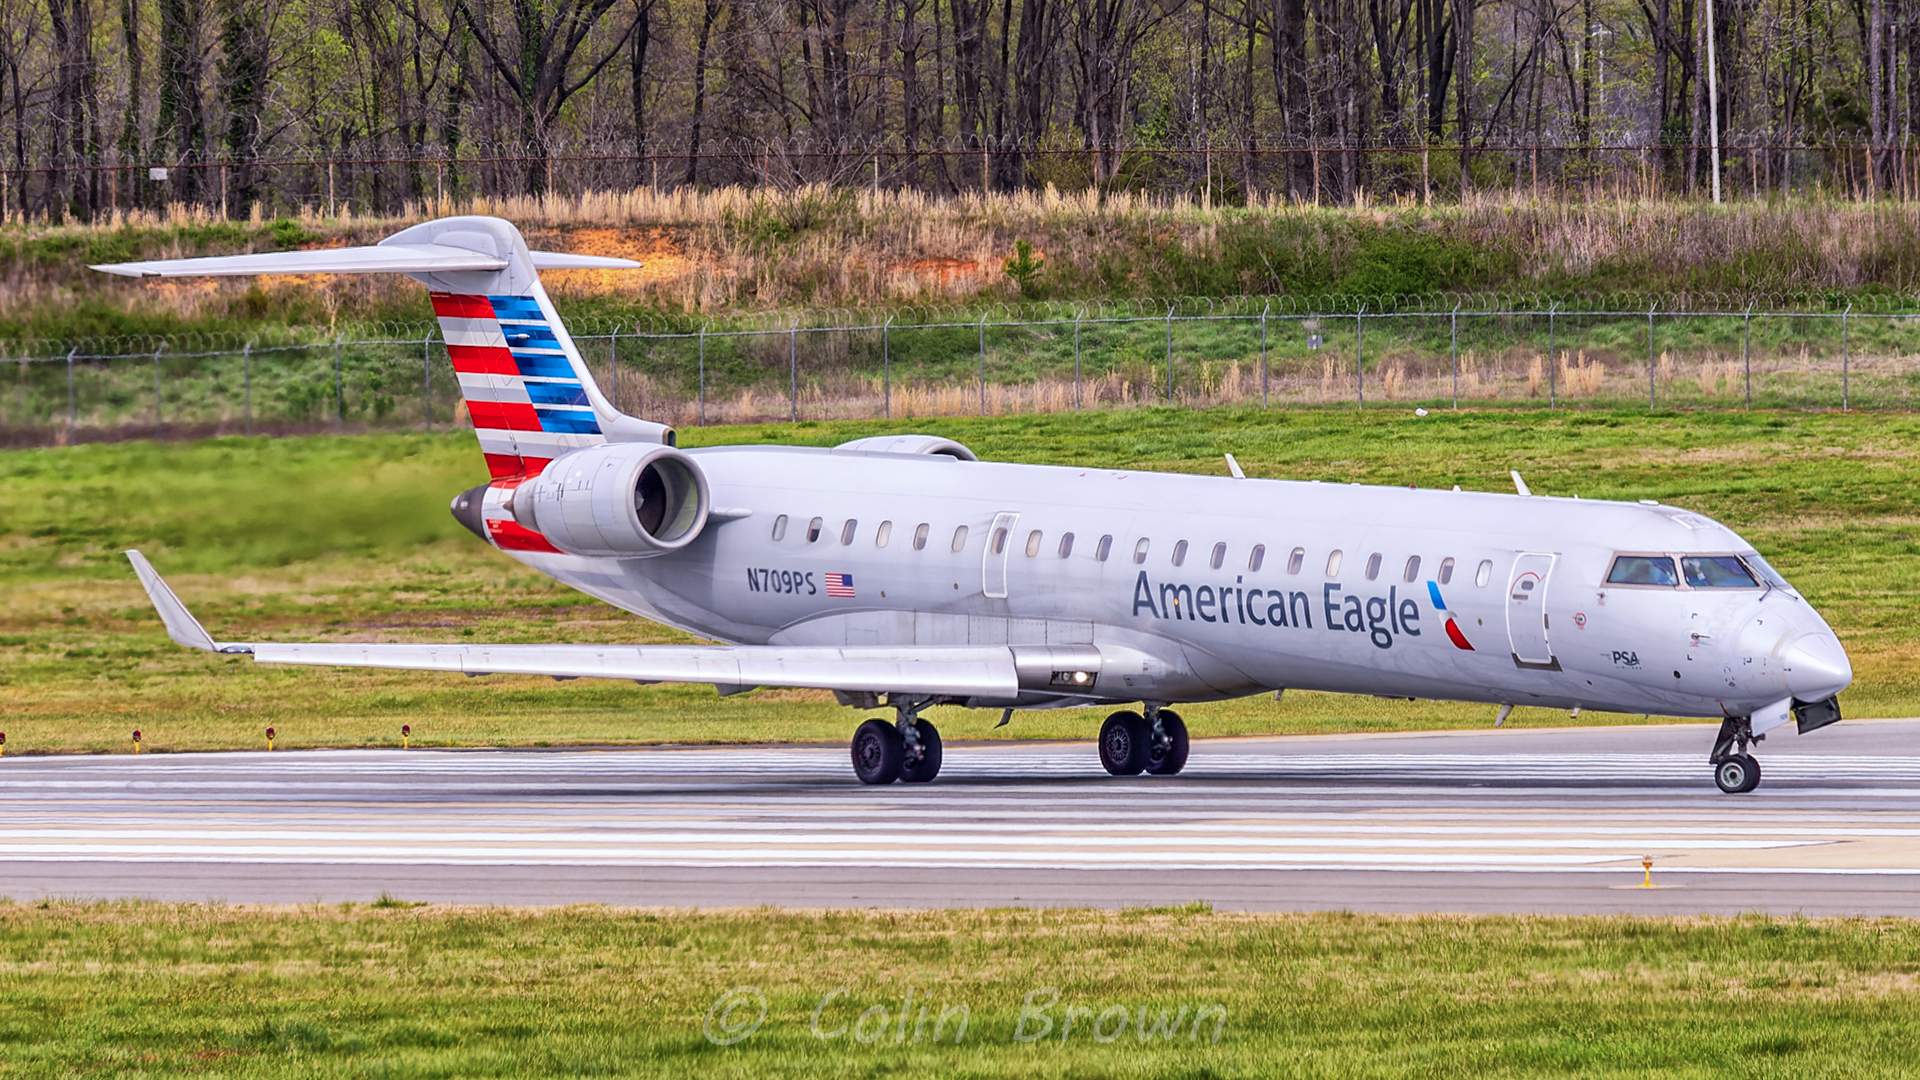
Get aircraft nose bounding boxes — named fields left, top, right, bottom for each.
left=1782, top=631, right=1852, bottom=701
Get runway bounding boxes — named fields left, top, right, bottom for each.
left=5, top=719, right=1920, bottom=915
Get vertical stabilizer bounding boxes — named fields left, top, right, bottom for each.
left=92, top=215, right=670, bottom=482
left=383, top=217, right=672, bottom=478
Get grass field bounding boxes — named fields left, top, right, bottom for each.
left=3, top=902, right=1919, bottom=1076
left=0, top=405, right=1913, bottom=754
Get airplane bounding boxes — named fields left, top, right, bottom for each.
left=101, top=215, right=1852, bottom=794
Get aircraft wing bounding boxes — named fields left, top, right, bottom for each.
left=126, top=551, right=1017, bottom=698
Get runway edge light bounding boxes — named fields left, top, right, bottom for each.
left=266, top=727, right=276, bottom=752
left=132, top=729, right=142, bottom=754
left=1641, top=855, right=1655, bottom=889
left=0, top=732, right=7, bottom=757
left=402, top=723, right=411, bottom=750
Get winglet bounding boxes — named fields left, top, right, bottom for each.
left=125, top=550, right=219, bottom=651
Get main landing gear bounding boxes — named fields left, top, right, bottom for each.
left=1710, top=715, right=1763, bottom=794
left=851, top=704, right=942, bottom=785
left=1099, top=706, right=1190, bottom=777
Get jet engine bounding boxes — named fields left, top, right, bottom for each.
left=506, top=444, right=710, bottom=557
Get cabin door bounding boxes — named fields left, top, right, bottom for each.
left=1505, top=552, right=1558, bottom=667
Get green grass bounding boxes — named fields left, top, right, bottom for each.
left=1, top=406, right=1915, bottom=754
left=3, top=903, right=1920, bottom=1076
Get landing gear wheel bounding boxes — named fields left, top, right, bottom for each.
left=899, top=720, right=943, bottom=783
left=851, top=718, right=904, bottom=785
left=1099, top=711, right=1150, bottom=776
left=1145, top=709, right=1190, bottom=776
left=1714, top=753, right=1762, bottom=795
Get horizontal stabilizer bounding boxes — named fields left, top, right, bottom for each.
left=92, top=245, right=639, bottom=278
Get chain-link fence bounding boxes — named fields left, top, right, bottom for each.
left=4, top=295, right=1916, bottom=444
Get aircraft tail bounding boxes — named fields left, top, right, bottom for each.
left=93, top=216, right=670, bottom=479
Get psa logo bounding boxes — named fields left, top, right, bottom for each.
left=1611, top=650, right=1642, bottom=669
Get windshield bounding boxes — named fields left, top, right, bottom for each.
left=1606, top=555, right=1678, bottom=586
left=1741, top=553, right=1798, bottom=594
left=1682, top=555, right=1759, bottom=588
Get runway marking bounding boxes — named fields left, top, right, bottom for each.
left=8, top=738, right=1920, bottom=901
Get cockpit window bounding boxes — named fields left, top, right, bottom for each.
left=1743, top=553, right=1797, bottom=593
left=1683, top=555, right=1759, bottom=588
left=1606, top=555, right=1679, bottom=586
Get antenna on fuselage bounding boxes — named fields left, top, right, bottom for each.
left=1510, top=470, right=1532, bottom=497
left=1223, top=453, right=1246, bottom=479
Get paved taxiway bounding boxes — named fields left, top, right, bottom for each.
left=5, top=719, right=1920, bottom=915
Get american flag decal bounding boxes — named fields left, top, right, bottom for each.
left=824, top=572, right=856, bottom=598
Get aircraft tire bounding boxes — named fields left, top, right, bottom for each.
left=1714, top=753, right=1761, bottom=795
left=900, top=720, right=943, bottom=783
left=1099, top=711, right=1150, bottom=776
left=1145, top=710, right=1190, bottom=776
left=852, top=719, right=904, bottom=785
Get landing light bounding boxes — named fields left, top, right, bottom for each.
left=1050, top=670, right=1096, bottom=688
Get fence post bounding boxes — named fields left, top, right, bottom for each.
left=243, top=342, right=254, bottom=435
left=1259, top=303, right=1270, bottom=408
left=421, top=332, right=433, bottom=428
left=1074, top=309, right=1085, bottom=410
left=882, top=315, right=892, bottom=420
left=1742, top=304, right=1753, bottom=409
left=789, top=322, right=800, bottom=423
left=1354, top=306, right=1365, bottom=407
left=1449, top=303, right=1460, bottom=409
left=1842, top=302, right=1852, bottom=411
left=1164, top=304, right=1175, bottom=402
left=977, top=314, right=987, bottom=416
left=152, top=345, right=164, bottom=427
left=1646, top=304, right=1657, bottom=409
left=698, top=324, right=708, bottom=426
left=333, top=335, right=345, bottom=423
left=65, top=347, right=76, bottom=429
left=607, top=331, right=620, bottom=412
left=1546, top=302, right=1558, bottom=408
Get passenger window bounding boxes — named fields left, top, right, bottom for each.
left=1287, top=547, right=1305, bottom=574
left=1365, top=553, right=1382, bottom=580
left=1682, top=555, right=1758, bottom=588
left=771, top=514, right=788, bottom=541
left=1134, top=538, right=1151, bottom=564
left=951, top=526, right=969, bottom=552
left=1025, top=530, right=1043, bottom=558
left=1607, top=555, right=1679, bottom=587
left=1403, top=555, right=1421, bottom=583
left=840, top=519, right=858, bottom=545
left=1248, top=544, right=1266, bottom=572
left=1210, top=543, right=1226, bottom=570
left=1326, top=549, right=1343, bottom=576
left=807, top=517, right=824, bottom=543
left=1438, top=557, right=1455, bottom=585
left=991, top=527, right=1009, bottom=555
left=1058, top=532, right=1075, bottom=558
left=913, top=523, right=930, bottom=550
left=1475, top=559, right=1493, bottom=587
left=1172, top=540, right=1189, bottom=566
left=1095, top=535, right=1113, bottom=562
left=875, top=520, right=892, bottom=548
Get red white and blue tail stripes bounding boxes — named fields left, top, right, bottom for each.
left=431, top=291, right=604, bottom=481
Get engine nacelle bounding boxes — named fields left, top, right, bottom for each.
left=507, top=444, right=709, bottom=557
left=833, top=434, right=978, bottom=461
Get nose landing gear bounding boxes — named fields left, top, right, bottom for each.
left=1709, top=715, right=1764, bottom=794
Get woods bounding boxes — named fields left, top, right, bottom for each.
left=4, top=0, right=1920, bottom=216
